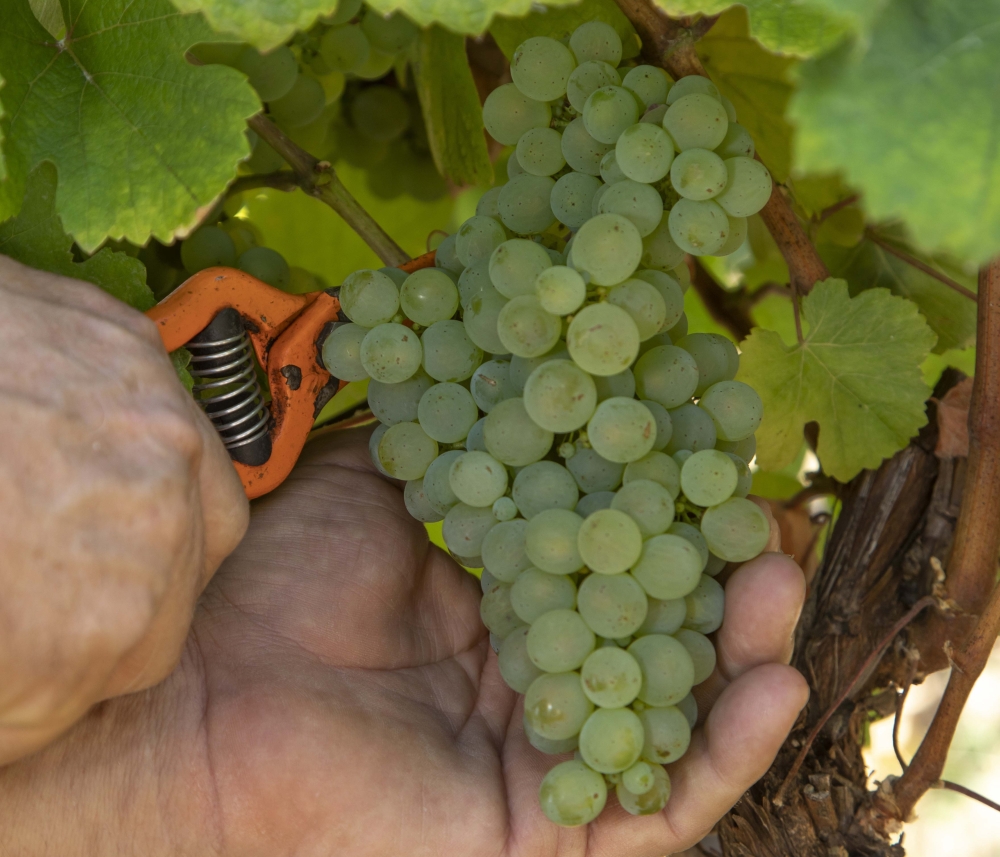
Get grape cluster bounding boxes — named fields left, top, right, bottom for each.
left=482, top=23, right=771, bottom=256
left=195, top=0, right=445, bottom=201
left=320, top=22, right=770, bottom=828
left=176, top=218, right=300, bottom=291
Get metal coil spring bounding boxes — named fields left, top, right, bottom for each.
left=187, top=330, right=270, bottom=452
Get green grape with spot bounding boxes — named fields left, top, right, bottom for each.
left=181, top=226, right=236, bottom=272
left=237, top=246, right=289, bottom=289
left=237, top=45, right=297, bottom=101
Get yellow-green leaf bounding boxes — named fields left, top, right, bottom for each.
left=170, top=0, right=335, bottom=51
left=791, top=0, right=1000, bottom=263
left=697, top=7, right=795, bottom=181
left=820, top=224, right=977, bottom=354
left=738, top=278, right=936, bottom=481
left=490, top=0, right=639, bottom=59
left=413, top=26, right=492, bottom=187
left=366, top=0, right=581, bottom=37
left=28, top=0, right=66, bottom=37
left=651, top=0, right=876, bottom=57
left=0, top=71, right=5, bottom=183
left=0, top=163, right=154, bottom=310
left=0, top=0, right=259, bottom=252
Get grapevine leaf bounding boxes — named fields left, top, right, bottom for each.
left=171, top=347, right=195, bottom=392
left=696, top=8, right=795, bottom=182
left=412, top=26, right=493, bottom=187
left=786, top=172, right=855, bottom=219
left=650, top=0, right=878, bottom=57
left=28, top=0, right=67, bottom=37
left=365, top=0, right=580, bottom=37
left=738, top=278, right=937, bottom=481
left=0, top=163, right=154, bottom=310
left=0, top=0, right=260, bottom=253
left=0, top=72, right=5, bottom=182
left=169, top=0, right=335, bottom=51
left=791, top=0, right=1000, bottom=263
left=490, top=0, right=639, bottom=60
left=820, top=226, right=977, bottom=354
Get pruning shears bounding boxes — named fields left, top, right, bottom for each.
left=146, top=250, right=436, bottom=499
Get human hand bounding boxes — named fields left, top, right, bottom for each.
left=0, top=425, right=805, bottom=855
left=0, top=256, right=248, bottom=765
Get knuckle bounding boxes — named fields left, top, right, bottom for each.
left=148, top=407, right=205, bottom=463
left=0, top=590, right=156, bottom=726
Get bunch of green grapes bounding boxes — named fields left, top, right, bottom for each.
left=318, top=22, right=770, bottom=830
left=194, top=0, right=445, bottom=201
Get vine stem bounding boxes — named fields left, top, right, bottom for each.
left=613, top=0, right=830, bottom=294
left=227, top=170, right=301, bottom=195
left=773, top=596, right=937, bottom=806
left=246, top=113, right=409, bottom=267
left=689, top=259, right=753, bottom=339
left=867, top=232, right=977, bottom=302
left=759, top=186, right=830, bottom=296
left=892, top=668, right=1000, bottom=815
left=891, top=259, right=1000, bottom=819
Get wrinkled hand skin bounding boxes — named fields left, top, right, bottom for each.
left=0, top=414, right=807, bottom=856
left=0, top=256, right=248, bottom=765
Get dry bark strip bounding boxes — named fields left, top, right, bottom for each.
left=716, top=370, right=968, bottom=856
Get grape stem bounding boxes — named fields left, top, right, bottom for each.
left=688, top=259, right=753, bottom=340
left=245, top=113, right=409, bottom=267
left=866, top=230, right=977, bottom=302
left=227, top=170, right=302, bottom=195
left=888, top=258, right=1000, bottom=823
left=773, top=595, right=938, bottom=807
left=613, top=0, right=831, bottom=295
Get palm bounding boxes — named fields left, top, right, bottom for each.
left=12, top=428, right=807, bottom=857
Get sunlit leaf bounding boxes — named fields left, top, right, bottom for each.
left=413, top=26, right=493, bottom=187
left=0, top=163, right=154, bottom=310
left=0, top=0, right=259, bottom=251
left=739, top=278, right=937, bottom=480
left=791, top=0, right=1000, bottom=262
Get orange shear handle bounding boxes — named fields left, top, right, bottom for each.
left=146, top=251, right=436, bottom=499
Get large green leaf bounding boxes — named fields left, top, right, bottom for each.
left=172, top=0, right=586, bottom=45
left=412, top=26, right=493, bottom=187
left=791, top=0, right=1000, bottom=263
left=0, top=0, right=260, bottom=252
left=738, top=278, right=936, bottom=481
left=169, top=0, right=336, bottom=51
left=367, top=0, right=581, bottom=36
left=820, top=226, right=977, bottom=354
left=0, top=73, right=5, bottom=183
left=651, top=0, right=877, bottom=57
left=490, top=0, right=639, bottom=59
left=0, top=163, right=154, bottom=310
left=28, top=0, right=66, bottom=36
left=697, top=7, right=795, bottom=181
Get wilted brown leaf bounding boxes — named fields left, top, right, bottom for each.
left=935, top=376, right=973, bottom=458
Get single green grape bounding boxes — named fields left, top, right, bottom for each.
left=481, top=518, right=532, bottom=582
left=539, top=760, right=607, bottom=827
left=482, top=83, right=551, bottom=146
left=237, top=45, right=297, bottom=101
left=527, top=608, right=595, bottom=672
left=181, top=226, right=236, bottom=272
left=578, top=707, right=644, bottom=773
left=237, top=246, right=289, bottom=289
left=511, top=461, right=583, bottom=519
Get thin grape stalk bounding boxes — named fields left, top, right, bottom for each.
left=323, top=20, right=773, bottom=830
